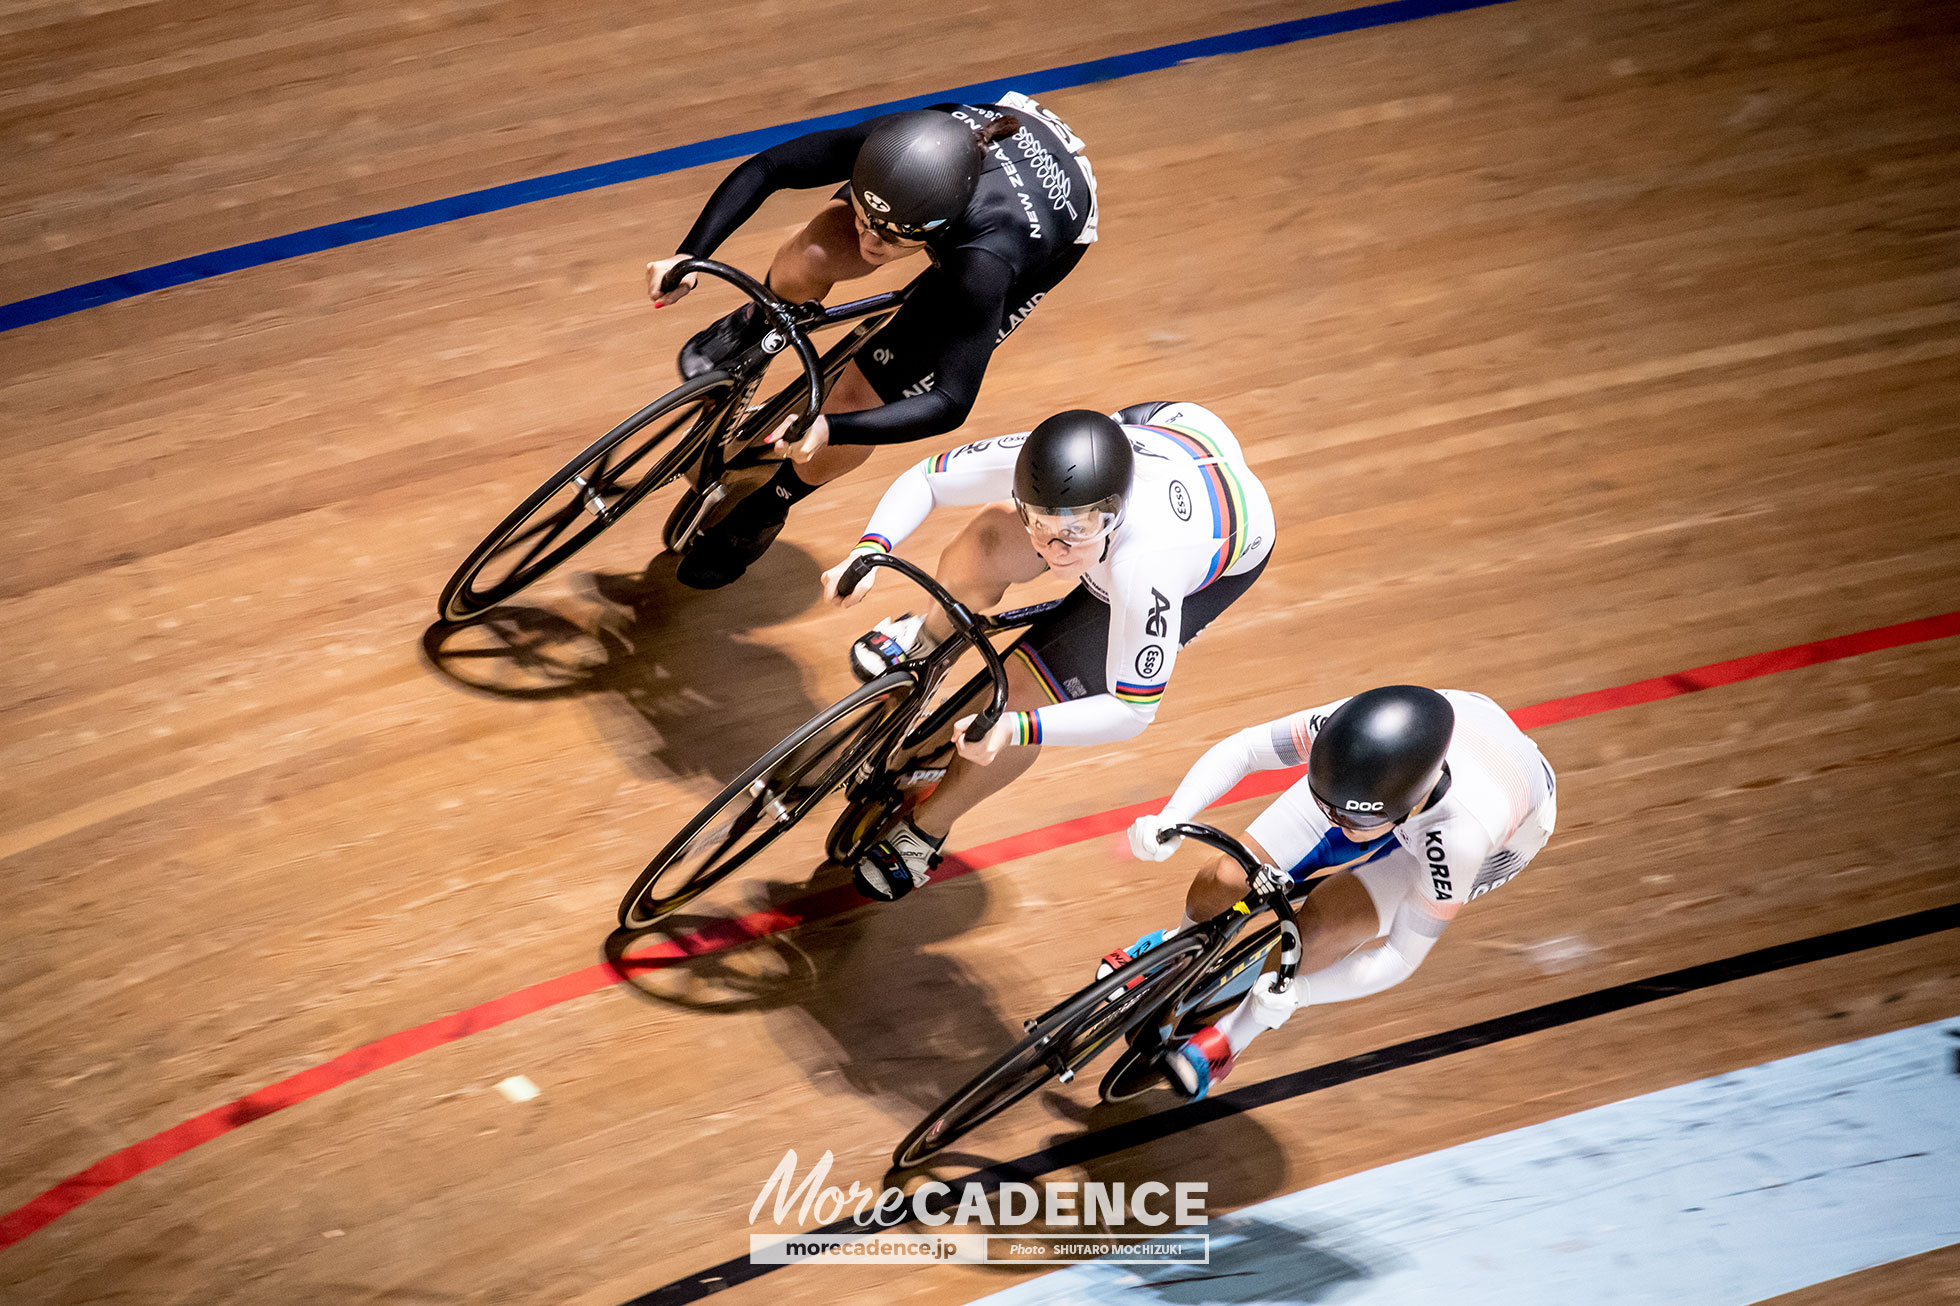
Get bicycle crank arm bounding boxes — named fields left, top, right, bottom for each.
left=672, top=482, right=727, bottom=549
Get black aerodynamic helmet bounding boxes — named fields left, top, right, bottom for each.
left=1308, top=686, right=1455, bottom=831
left=1012, top=409, right=1136, bottom=543
left=850, top=111, right=983, bottom=242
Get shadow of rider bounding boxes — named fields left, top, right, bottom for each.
left=420, top=544, right=827, bottom=787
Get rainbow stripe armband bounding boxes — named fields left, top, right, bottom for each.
left=1006, top=711, right=1043, bottom=746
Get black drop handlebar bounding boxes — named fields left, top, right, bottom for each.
left=660, top=258, right=825, bottom=445
left=836, top=552, right=1009, bottom=745
left=1163, top=822, right=1305, bottom=993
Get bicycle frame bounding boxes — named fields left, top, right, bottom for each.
left=833, top=551, right=1025, bottom=745
left=723, top=290, right=911, bottom=459
left=890, top=821, right=1309, bottom=1163
left=1109, top=826, right=1309, bottom=1063
left=662, top=260, right=910, bottom=491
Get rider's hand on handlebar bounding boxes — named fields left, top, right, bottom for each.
left=769, top=411, right=830, bottom=464
left=1127, top=812, right=1184, bottom=862
left=648, top=255, right=698, bottom=308
left=822, top=555, right=876, bottom=608
left=953, top=714, right=1015, bottom=766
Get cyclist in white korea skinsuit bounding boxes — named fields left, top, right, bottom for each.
left=1115, top=685, right=1558, bottom=1099
left=821, top=400, right=1276, bottom=901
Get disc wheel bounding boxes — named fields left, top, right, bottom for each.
left=825, top=785, right=901, bottom=867
left=1097, top=1044, right=1163, bottom=1104
left=1099, top=920, right=1284, bottom=1103
left=617, top=674, right=915, bottom=930
left=892, top=930, right=1210, bottom=1169
left=439, top=373, right=733, bottom=623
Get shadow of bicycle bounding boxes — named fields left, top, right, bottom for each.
left=604, top=865, right=1037, bottom=1119
left=886, top=1073, right=1300, bottom=1249
left=420, top=544, right=827, bottom=787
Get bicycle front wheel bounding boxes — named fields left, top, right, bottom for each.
left=617, top=673, right=917, bottom=929
left=439, top=373, right=733, bottom=622
left=892, top=930, right=1211, bottom=1169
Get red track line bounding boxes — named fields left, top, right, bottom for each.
left=3, top=609, right=1955, bottom=1250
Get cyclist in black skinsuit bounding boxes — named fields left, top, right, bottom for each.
left=647, top=93, right=1099, bottom=588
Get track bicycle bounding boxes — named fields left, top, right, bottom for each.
left=437, top=259, right=910, bottom=623
left=615, top=551, right=1066, bottom=930
left=892, top=824, right=1313, bottom=1169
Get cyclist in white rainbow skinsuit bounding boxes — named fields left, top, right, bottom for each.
left=1115, top=685, right=1558, bottom=1099
left=822, top=401, right=1275, bottom=901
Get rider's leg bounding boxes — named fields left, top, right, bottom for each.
left=917, top=503, right=1050, bottom=646
left=1184, top=848, right=1380, bottom=970
left=727, top=358, right=882, bottom=531
left=673, top=361, right=883, bottom=588
left=1167, top=856, right=1386, bottom=1098
left=853, top=650, right=1048, bottom=901
left=906, top=653, right=1049, bottom=843
left=765, top=199, right=879, bottom=302
left=1184, top=852, right=1252, bottom=922
left=773, top=361, right=880, bottom=494
left=674, top=236, right=897, bottom=588
left=678, top=197, right=916, bottom=383
left=1213, top=868, right=1383, bottom=1040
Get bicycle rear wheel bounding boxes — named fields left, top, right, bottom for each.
left=892, top=930, right=1210, bottom=1169
left=825, top=785, right=900, bottom=867
left=824, top=741, right=952, bottom=865
left=439, top=373, right=733, bottom=622
left=1098, top=920, right=1286, bottom=1103
left=618, top=673, right=916, bottom=929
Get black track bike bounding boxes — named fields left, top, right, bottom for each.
left=437, top=259, right=909, bottom=624
left=892, top=824, right=1313, bottom=1169
left=615, top=552, right=1064, bottom=931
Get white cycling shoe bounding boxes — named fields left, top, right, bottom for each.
left=850, top=613, right=939, bottom=684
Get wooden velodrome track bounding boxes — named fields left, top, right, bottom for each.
left=3, top=0, right=1957, bottom=1301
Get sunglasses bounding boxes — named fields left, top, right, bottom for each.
left=850, top=194, right=940, bottom=247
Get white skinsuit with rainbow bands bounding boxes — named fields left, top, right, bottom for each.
left=851, top=402, right=1275, bottom=746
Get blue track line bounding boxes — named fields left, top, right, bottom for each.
left=0, top=0, right=1513, bottom=335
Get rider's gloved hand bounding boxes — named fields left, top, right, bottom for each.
left=1246, top=970, right=1305, bottom=1029
left=1127, top=812, right=1183, bottom=862
left=648, top=254, right=698, bottom=307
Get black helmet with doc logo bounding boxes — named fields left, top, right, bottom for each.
left=1308, top=686, right=1455, bottom=832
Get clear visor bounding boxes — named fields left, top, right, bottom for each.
left=1015, top=495, right=1124, bottom=548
